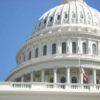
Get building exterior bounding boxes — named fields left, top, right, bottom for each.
left=0, top=0, right=100, bottom=99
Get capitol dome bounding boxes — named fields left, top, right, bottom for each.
left=3, top=0, right=100, bottom=99
left=31, top=0, right=100, bottom=36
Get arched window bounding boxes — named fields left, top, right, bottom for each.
left=82, top=42, right=86, bottom=54
left=65, top=14, right=68, bottom=19
left=96, top=79, right=99, bottom=84
left=62, top=42, right=66, bottom=54
left=50, top=78, right=53, bottom=83
left=72, top=77, right=77, bottom=83
left=50, top=17, right=53, bottom=22
left=72, top=13, right=76, bottom=18
left=52, top=43, right=56, bottom=54
left=57, top=15, right=60, bottom=20
left=39, top=22, right=41, bottom=27
left=83, top=78, right=88, bottom=84
left=60, top=77, right=66, bottom=83
left=92, top=44, right=96, bottom=54
left=44, top=19, right=47, bottom=24
left=43, top=45, right=47, bottom=56
left=72, top=42, right=76, bottom=53
left=35, top=48, right=38, bottom=58
left=29, top=51, right=31, bottom=60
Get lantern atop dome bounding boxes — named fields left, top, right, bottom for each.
left=59, top=0, right=84, bottom=5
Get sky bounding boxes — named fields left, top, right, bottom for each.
left=0, top=0, right=100, bottom=81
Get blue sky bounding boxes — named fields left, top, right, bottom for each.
left=0, top=0, right=100, bottom=81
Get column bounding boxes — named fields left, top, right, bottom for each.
left=66, top=67, right=70, bottom=83
left=87, top=39, right=91, bottom=55
left=47, top=41, right=50, bottom=55
left=30, top=72, right=34, bottom=82
left=93, top=69, right=96, bottom=84
left=57, top=39, right=61, bottom=54
left=41, top=69, right=45, bottom=82
left=54, top=68, right=57, bottom=83
left=39, top=43, right=42, bottom=56
left=67, top=39, right=71, bottom=54
left=66, top=67, right=70, bottom=89
left=97, top=41, right=100, bottom=56
left=77, top=38, right=81, bottom=54
left=21, top=75, right=24, bottom=82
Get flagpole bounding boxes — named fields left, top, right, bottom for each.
left=79, top=53, right=81, bottom=84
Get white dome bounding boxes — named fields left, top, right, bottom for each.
left=31, top=0, right=100, bottom=36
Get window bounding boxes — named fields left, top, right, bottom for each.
left=60, top=77, right=66, bottom=83
left=50, top=78, right=53, bottom=83
left=65, top=14, right=68, bottom=19
left=52, top=43, right=56, bottom=54
left=35, top=48, right=38, bottom=58
left=44, top=19, right=47, bottom=24
left=72, top=77, right=77, bottom=83
left=62, top=42, right=66, bottom=54
left=39, top=22, right=41, bottom=27
left=92, top=44, right=96, bottom=54
left=50, top=17, right=53, bottom=22
left=96, top=79, right=99, bottom=84
left=29, top=51, right=31, bottom=60
left=80, top=13, right=84, bottom=19
left=72, top=13, right=76, bottom=18
left=43, top=45, right=47, bottom=56
left=72, top=42, right=76, bottom=53
left=82, top=42, right=86, bottom=54
left=57, top=15, right=60, bottom=20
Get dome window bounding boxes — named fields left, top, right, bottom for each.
left=65, top=14, right=68, bottom=19
left=82, top=42, right=86, bottom=54
left=35, top=48, right=38, bottom=58
left=44, top=19, right=47, bottom=24
left=52, top=43, right=56, bottom=54
left=39, top=22, right=41, bottom=27
left=72, top=42, right=76, bottom=53
left=50, top=17, right=53, bottom=22
left=72, top=77, right=77, bottom=83
left=29, top=51, right=31, bottom=60
left=43, top=45, right=47, bottom=56
left=92, top=44, right=96, bottom=55
left=57, top=15, right=60, bottom=20
left=72, top=13, right=76, bottom=19
left=62, top=42, right=66, bottom=54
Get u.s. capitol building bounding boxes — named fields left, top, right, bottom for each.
left=0, top=0, right=100, bottom=100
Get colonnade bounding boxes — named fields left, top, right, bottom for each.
left=16, top=67, right=98, bottom=84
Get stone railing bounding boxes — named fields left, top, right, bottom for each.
left=0, top=82, right=100, bottom=92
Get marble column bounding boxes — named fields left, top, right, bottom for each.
left=47, top=41, right=50, bottom=55
left=93, top=69, right=96, bottom=84
left=66, top=67, right=70, bottom=83
left=21, top=75, right=24, bottom=82
left=30, top=72, right=34, bottom=82
left=54, top=68, right=57, bottom=83
left=41, top=69, right=45, bottom=82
